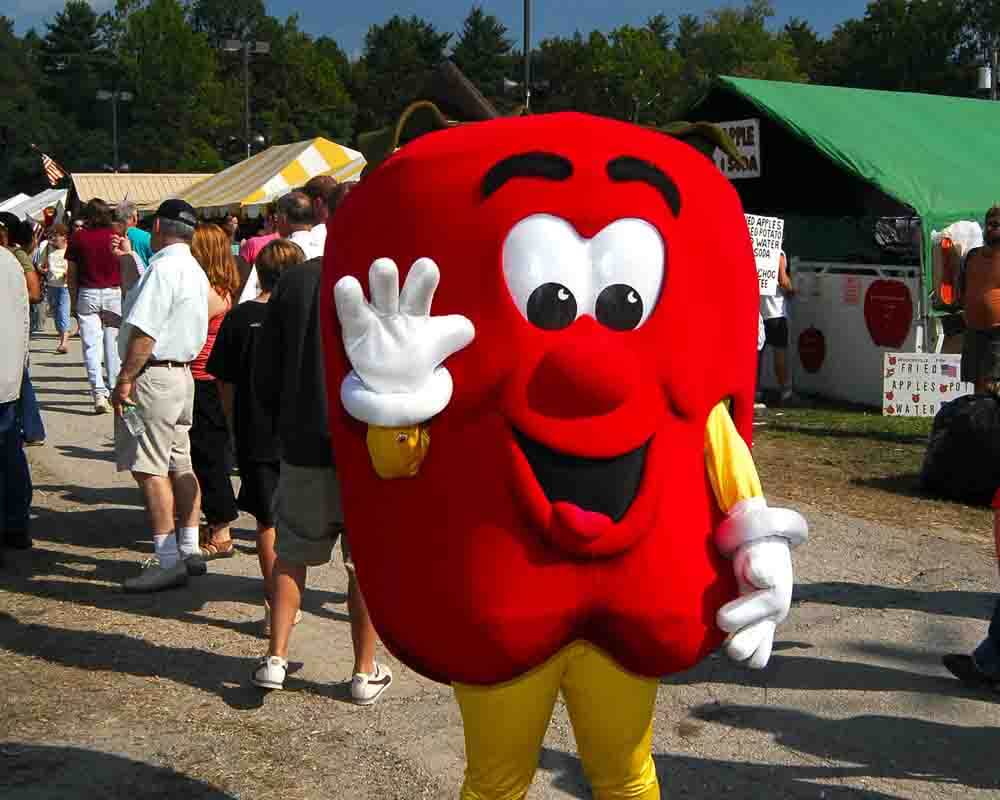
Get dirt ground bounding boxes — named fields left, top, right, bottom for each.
left=2, top=333, right=998, bottom=800
left=752, top=409, right=992, bottom=538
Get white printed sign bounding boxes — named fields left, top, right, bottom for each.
left=746, top=214, right=784, bottom=296
left=882, top=353, right=972, bottom=418
left=713, top=118, right=761, bottom=180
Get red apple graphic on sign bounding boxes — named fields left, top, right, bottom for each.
left=889, top=356, right=897, bottom=366
left=798, top=327, right=826, bottom=374
left=940, top=384, right=948, bottom=393
left=886, top=391, right=894, bottom=401
left=912, top=394, right=920, bottom=403
left=886, top=405, right=896, bottom=415
left=864, top=280, right=913, bottom=348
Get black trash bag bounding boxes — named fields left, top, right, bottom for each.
left=920, top=394, right=1000, bottom=506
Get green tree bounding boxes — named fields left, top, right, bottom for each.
left=188, top=0, right=267, bottom=45
left=679, top=0, right=804, bottom=88
left=41, top=1, right=109, bottom=129
left=352, top=15, right=451, bottom=133
left=118, top=0, right=226, bottom=170
left=250, top=15, right=355, bottom=149
left=451, top=7, right=514, bottom=103
left=817, top=0, right=968, bottom=94
left=0, top=16, right=88, bottom=192
left=782, top=17, right=824, bottom=80
left=534, top=22, right=682, bottom=124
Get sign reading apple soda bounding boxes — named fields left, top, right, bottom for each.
left=713, top=118, right=761, bottom=180
left=882, top=353, right=972, bottom=417
left=745, top=214, right=784, bottom=296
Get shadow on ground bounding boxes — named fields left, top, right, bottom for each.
left=0, top=611, right=350, bottom=710
left=795, top=581, right=995, bottom=621
left=538, top=691, right=1000, bottom=798
left=0, top=742, right=236, bottom=799
left=663, top=647, right=997, bottom=701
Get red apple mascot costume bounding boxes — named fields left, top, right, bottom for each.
left=321, top=113, right=807, bottom=799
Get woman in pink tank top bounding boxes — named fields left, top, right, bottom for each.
left=190, top=224, right=241, bottom=557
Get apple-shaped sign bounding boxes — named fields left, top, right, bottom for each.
left=798, top=327, right=826, bottom=374
left=864, top=280, right=913, bottom=349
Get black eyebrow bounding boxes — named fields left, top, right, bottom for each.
left=482, top=152, right=573, bottom=199
left=606, top=156, right=681, bottom=217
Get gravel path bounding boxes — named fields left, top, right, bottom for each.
left=1, top=332, right=997, bottom=799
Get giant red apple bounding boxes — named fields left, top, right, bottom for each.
left=320, top=113, right=759, bottom=685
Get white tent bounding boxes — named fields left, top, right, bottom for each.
left=0, top=193, right=30, bottom=212
left=5, top=189, right=68, bottom=223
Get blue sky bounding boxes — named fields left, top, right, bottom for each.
left=13, top=0, right=872, bottom=57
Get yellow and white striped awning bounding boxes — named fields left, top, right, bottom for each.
left=180, top=138, right=365, bottom=216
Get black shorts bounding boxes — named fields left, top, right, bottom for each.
left=763, top=317, right=788, bottom=348
left=961, top=328, right=1000, bottom=384
left=237, top=459, right=280, bottom=527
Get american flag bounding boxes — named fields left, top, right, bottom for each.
left=35, top=147, right=67, bottom=186
left=942, top=363, right=957, bottom=378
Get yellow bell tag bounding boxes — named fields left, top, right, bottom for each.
left=366, top=425, right=431, bottom=480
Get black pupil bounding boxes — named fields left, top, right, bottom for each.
left=527, top=283, right=577, bottom=330
left=596, top=284, right=643, bottom=331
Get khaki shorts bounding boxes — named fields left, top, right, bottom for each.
left=273, top=461, right=352, bottom=569
left=115, top=364, right=194, bottom=476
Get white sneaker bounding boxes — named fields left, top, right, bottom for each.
left=262, top=600, right=303, bottom=637
left=94, top=397, right=112, bottom=414
left=350, top=662, right=393, bottom=706
left=123, top=559, right=188, bottom=593
left=252, top=655, right=288, bottom=690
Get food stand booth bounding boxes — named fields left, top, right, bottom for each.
left=685, top=77, right=999, bottom=408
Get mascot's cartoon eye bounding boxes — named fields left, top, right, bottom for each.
left=596, top=284, right=643, bottom=331
left=527, top=283, right=578, bottom=330
left=589, top=218, right=665, bottom=331
left=503, top=214, right=664, bottom=331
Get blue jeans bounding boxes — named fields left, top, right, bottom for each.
left=47, top=286, right=70, bottom=334
left=973, top=599, right=1000, bottom=678
left=29, top=302, right=42, bottom=333
left=0, top=401, right=32, bottom=536
left=20, top=369, right=45, bottom=444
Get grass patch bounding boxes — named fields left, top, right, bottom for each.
left=751, top=404, right=991, bottom=539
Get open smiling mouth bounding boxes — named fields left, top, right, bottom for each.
left=513, top=430, right=649, bottom=523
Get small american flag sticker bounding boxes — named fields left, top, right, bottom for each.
left=942, top=363, right=957, bottom=378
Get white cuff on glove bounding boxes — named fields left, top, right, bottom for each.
left=715, top=497, right=808, bottom=557
left=341, top=367, right=453, bottom=427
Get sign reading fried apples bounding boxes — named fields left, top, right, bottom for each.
left=882, top=353, right=971, bottom=417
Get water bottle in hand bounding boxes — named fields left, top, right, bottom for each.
left=122, top=403, right=146, bottom=437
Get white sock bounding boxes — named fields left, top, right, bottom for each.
left=153, top=532, right=179, bottom=568
left=177, top=526, right=200, bottom=557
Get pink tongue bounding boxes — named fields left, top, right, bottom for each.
left=552, top=502, right=613, bottom=540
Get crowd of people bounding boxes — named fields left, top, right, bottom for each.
left=1, top=175, right=392, bottom=705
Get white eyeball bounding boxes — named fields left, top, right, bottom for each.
left=502, top=214, right=666, bottom=331
left=588, top=218, right=666, bottom=331
left=502, top=214, right=589, bottom=330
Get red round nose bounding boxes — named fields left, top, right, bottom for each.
left=526, top=323, right=637, bottom=419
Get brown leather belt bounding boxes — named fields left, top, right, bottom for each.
left=144, top=360, right=190, bottom=369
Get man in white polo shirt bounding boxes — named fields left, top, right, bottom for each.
left=111, top=199, right=210, bottom=593
left=275, top=191, right=324, bottom=260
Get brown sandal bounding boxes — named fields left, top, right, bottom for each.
left=200, top=538, right=236, bottom=559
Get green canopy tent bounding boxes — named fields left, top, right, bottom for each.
left=688, top=76, right=1000, bottom=304
left=683, top=77, right=1000, bottom=406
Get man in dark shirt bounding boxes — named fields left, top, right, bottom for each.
left=66, top=199, right=123, bottom=414
left=249, top=252, right=392, bottom=705
left=207, top=239, right=302, bottom=633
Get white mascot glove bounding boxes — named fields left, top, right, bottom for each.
left=715, top=498, right=807, bottom=670
left=334, top=258, right=475, bottom=426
